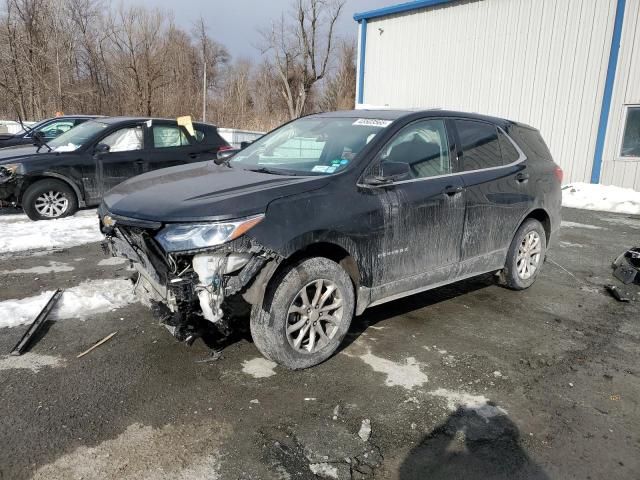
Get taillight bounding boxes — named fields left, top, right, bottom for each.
left=554, top=166, right=563, bottom=183
left=218, top=145, right=233, bottom=151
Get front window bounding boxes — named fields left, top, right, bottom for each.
left=39, top=120, right=75, bottom=139
left=49, top=120, right=109, bottom=152
left=230, top=116, right=391, bottom=175
left=101, top=126, right=144, bottom=152
left=620, top=106, right=640, bottom=158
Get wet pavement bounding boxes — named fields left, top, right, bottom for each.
left=0, top=207, right=638, bottom=479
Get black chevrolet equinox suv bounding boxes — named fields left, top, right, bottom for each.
left=100, top=109, right=562, bottom=369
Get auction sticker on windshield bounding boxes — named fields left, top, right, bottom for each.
left=353, top=119, right=393, bottom=128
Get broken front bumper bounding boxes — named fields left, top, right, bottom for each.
left=102, top=222, right=277, bottom=337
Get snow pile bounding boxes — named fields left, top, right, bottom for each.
left=562, top=183, right=640, bottom=215
left=0, top=278, right=137, bottom=328
left=0, top=209, right=103, bottom=254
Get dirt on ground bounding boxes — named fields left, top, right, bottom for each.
left=0, top=207, right=638, bottom=480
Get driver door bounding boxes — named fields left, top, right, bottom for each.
left=362, top=118, right=466, bottom=291
left=96, top=123, right=147, bottom=196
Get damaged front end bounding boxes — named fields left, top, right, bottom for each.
left=0, top=163, right=22, bottom=205
left=100, top=212, right=279, bottom=344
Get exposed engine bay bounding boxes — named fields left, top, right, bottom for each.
left=101, top=220, right=280, bottom=344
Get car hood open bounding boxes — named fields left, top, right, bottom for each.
left=102, top=161, right=330, bottom=222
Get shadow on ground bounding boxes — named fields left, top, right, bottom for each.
left=399, top=406, right=549, bottom=480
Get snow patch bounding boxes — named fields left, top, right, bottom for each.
left=241, top=357, right=277, bottom=378
left=347, top=349, right=428, bottom=390
left=562, top=183, right=640, bottom=215
left=0, top=353, right=63, bottom=372
left=0, top=279, right=137, bottom=328
left=98, top=257, right=128, bottom=266
left=1, top=261, right=74, bottom=275
left=561, top=221, right=603, bottom=230
left=309, top=463, right=339, bottom=479
left=0, top=209, right=103, bottom=254
left=429, top=388, right=507, bottom=421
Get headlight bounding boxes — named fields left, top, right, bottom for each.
left=0, top=164, right=21, bottom=178
left=155, top=214, right=264, bottom=252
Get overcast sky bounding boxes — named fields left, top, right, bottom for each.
left=120, top=0, right=396, bottom=60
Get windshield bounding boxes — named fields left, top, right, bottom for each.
left=48, top=120, right=109, bottom=152
left=15, top=118, right=48, bottom=136
left=230, top=116, right=392, bottom=175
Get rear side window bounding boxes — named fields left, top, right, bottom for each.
left=153, top=125, right=190, bottom=148
left=455, top=120, right=502, bottom=171
left=498, top=130, right=520, bottom=164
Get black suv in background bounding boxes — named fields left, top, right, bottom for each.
left=0, top=117, right=229, bottom=219
left=100, top=109, right=562, bottom=369
left=0, top=115, right=98, bottom=149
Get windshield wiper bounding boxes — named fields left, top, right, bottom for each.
left=246, top=166, right=288, bottom=175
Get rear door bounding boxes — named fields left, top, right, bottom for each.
left=362, top=118, right=466, bottom=285
left=96, top=123, right=147, bottom=195
left=453, top=119, right=531, bottom=262
left=146, top=121, right=221, bottom=171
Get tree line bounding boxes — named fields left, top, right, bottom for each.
left=0, top=0, right=356, bottom=132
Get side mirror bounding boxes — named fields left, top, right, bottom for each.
left=364, top=161, right=410, bottom=185
left=240, top=141, right=252, bottom=149
left=32, top=131, right=45, bottom=147
left=214, top=148, right=239, bottom=165
left=94, top=143, right=110, bottom=155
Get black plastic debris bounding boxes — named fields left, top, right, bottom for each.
left=10, top=289, right=63, bottom=355
left=605, top=285, right=630, bottom=303
left=612, top=248, right=640, bottom=285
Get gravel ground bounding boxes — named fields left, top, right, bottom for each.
left=0, top=207, right=638, bottom=480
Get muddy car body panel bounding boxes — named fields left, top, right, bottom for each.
left=100, top=109, right=562, bottom=367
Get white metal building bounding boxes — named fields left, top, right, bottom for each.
left=354, top=0, right=640, bottom=189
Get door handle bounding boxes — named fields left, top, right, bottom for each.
left=515, top=172, right=530, bottom=183
left=135, top=159, right=144, bottom=164
left=443, top=185, right=464, bottom=196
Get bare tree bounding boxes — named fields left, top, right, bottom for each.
left=320, top=39, right=355, bottom=111
left=261, top=0, right=344, bottom=119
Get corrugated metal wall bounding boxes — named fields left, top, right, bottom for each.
left=359, top=0, right=618, bottom=185
left=601, top=0, right=640, bottom=188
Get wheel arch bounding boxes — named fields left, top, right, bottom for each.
left=19, top=173, right=85, bottom=207
left=520, top=208, right=551, bottom=243
left=243, top=240, right=361, bottom=310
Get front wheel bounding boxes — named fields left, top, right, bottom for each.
left=250, top=257, right=355, bottom=370
left=22, top=179, right=78, bottom=220
left=502, top=218, right=547, bottom=290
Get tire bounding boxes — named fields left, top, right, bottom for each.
left=22, top=179, right=78, bottom=221
left=502, top=218, right=547, bottom=290
left=250, top=257, right=355, bottom=370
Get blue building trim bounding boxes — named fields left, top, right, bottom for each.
left=591, top=0, right=626, bottom=184
left=354, top=0, right=456, bottom=22
left=357, top=19, right=367, bottom=104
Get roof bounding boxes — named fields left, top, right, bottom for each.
left=93, top=116, right=216, bottom=127
left=354, top=0, right=455, bottom=22
left=309, top=109, right=523, bottom=128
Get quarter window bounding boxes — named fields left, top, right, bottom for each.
left=498, top=130, right=520, bottom=164
left=620, top=106, right=640, bottom=158
left=378, top=119, right=451, bottom=179
left=456, top=120, right=502, bottom=171
left=153, top=125, right=190, bottom=148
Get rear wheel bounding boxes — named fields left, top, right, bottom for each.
left=502, top=218, right=546, bottom=290
left=22, top=179, right=78, bottom=221
left=250, top=257, right=355, bottom=369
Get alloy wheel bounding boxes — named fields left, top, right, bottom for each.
left=286, top=279, right=344, bottom=354
left=517, top=231, right=542, bottom=280
left=34, top=190, right=69, bottom=218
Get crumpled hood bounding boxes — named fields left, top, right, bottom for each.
left=0, top=145, right=44, bottom=162
left=102, top=161, right=330, bottom=222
